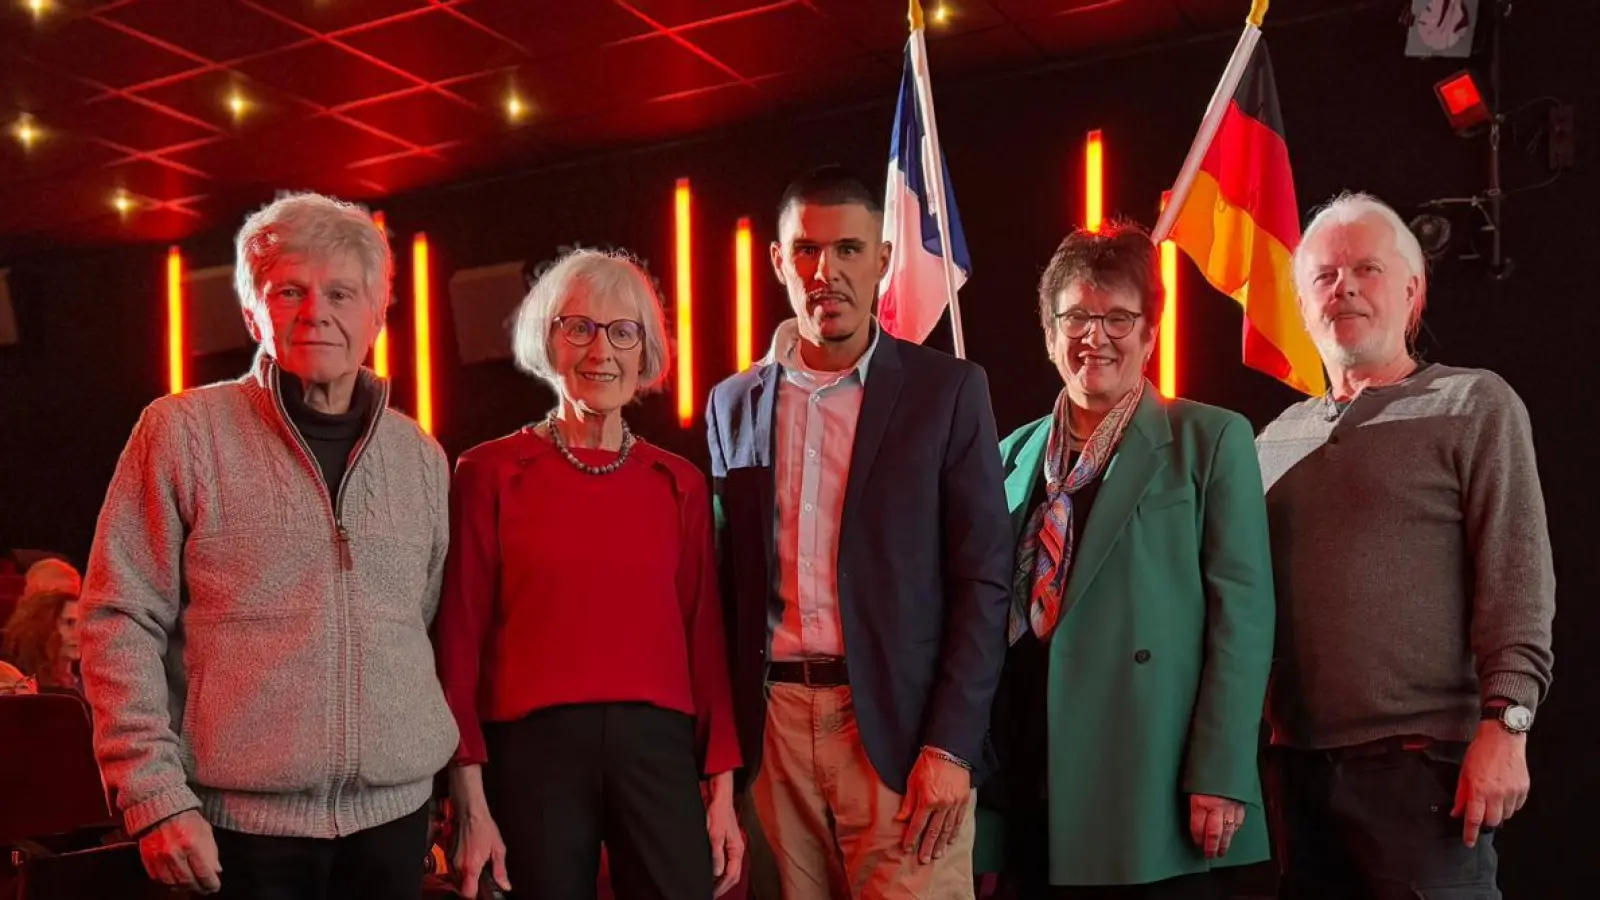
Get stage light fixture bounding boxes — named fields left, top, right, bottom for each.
left=1434, top=70, right=1490, bottom=133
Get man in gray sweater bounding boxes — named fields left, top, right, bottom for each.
left=1256, top=192, right=1554, bottom=899
left=79, top=193, right=458, bottom=899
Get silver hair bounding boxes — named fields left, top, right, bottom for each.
left=510, top=248, right=672, bottom=396
left=233, top=192, right=392, bottom=318
left=1295, top=191, right=1428, bottom=337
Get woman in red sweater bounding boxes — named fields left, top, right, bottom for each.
left=433, top=249, right=742, bottom=900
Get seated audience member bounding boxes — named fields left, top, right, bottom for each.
left=2, top=589, right=81, bottom=693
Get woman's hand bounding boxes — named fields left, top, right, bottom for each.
left=1189, top=793, right=1245, bottom=859
left=450, top=765, right=511, bottom=898
left=705, top=771, right=745, bottom=897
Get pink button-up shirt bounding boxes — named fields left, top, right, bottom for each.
left=769, top=319, right=880, bottom=662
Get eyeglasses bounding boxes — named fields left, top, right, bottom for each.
left=1055, top=309, right=1142, bottom=339
left=554, top=315, right=644, bottom=351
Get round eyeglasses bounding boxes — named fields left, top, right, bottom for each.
left=1055, top=309, right=1142, bottom=340
left=554, top=315, right=644, bottom=351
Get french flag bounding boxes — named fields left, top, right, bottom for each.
left=878, top=3, right=971, bottom=350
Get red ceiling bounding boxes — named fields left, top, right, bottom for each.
left=0, top=0, right=1253, bottom=249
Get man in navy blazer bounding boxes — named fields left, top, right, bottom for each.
left=706, top=166, right=1012, bottom=899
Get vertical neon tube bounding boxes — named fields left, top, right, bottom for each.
left=734, top=217, right=753, bottom=372
left=413, top=232, right=434, bottom=435
left=167, top=246, right=184, bottom=395
left=674, top=178, right=694, bottom=428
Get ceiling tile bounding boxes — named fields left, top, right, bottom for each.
left=556, top=35, right=738, bottom=108
left=624, top=0, right=784, bottom=29
left=341, top=10, right=527, bottom=83
left=240, top=0, right=433, bottom=35
left=684, top=4, right=860, bottom=80
left=98, top=0, right=310, bottom=64
left=0, top=131, right=123, bottom=190
left=235, top=41, right=417, bottom=108
left=460, top=0, right=655, bottom=57
left=804, top=0, right=913, bottom=53
left=50, top=95, right=222, bottom=153
left=925, top=25, right=1044, bottom=78
left=339, top=89, right=503, bottom=148
left=103, top=158, right=212, bottom=203
left=1019, top=2, right=1182, bottom=58
left=17, top=16, right=202, bottom=90
left=166, top=115, right=410, bottom=184
left=0, top=55, right=102, bottom=116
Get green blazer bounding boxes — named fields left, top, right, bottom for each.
left=974, top=388, right=1275, bottom=885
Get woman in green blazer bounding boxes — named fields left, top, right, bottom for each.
left=974, top=223, right=1275, bottom=899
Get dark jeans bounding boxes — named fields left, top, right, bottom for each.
left=1268, top=741, right=1501, bottom=900
left=482, top=702, right=711, bottom=900
left=212, top=803, right=430, bottom=900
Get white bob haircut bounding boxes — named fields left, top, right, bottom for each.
left=511, top=248, right=672, bottom=396
left=234, top=192, right=392, bottom=318
left=1295, top=191, right=1429, bottom=338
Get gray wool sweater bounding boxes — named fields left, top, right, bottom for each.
left=79, top=355, right=459, bottom=838
left=1255, top=363, right=1555, bottom=749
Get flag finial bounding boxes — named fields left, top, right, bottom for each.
left=1247, top=0, right=1270, bottom=28
left=909, top=0, right=924, bottom=31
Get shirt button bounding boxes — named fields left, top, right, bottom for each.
left=804, top=503, right=814, bottom=512
left=807, top=448, right=817, bottom=458
left=1134, top=649, right=1152, bottom=664
left=1329, top=435, right=1340, bottom=445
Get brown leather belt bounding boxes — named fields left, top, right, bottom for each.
left=767, top=657, right=849, bottom=687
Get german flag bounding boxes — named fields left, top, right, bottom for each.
left=1170, top=42, right=1326, bottom=396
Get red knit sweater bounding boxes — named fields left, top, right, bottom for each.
left=433, top=428, right=740, bottom=775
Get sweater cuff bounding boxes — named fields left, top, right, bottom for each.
left=123, top=784, right=203, bottom=836
left=1481, top=672, right=1543, bottom=716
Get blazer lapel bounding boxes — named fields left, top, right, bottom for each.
left=1062, top=390, right=1172, bottom=605
left=1004, top=419, right=1052, bottom=540
left=751, top=363, right=780, bottom=575
left=842, top=336, right=902, bottom=529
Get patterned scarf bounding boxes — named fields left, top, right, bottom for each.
left=1008, top=379, right=1145, bottom=644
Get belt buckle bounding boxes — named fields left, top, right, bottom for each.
left=800, top=660, right=820, bottom=687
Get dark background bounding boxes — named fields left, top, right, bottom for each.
left=1, top=4, right=1591, bottom=895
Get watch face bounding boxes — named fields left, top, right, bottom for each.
left=1504, top=706, right=1534, bottom=731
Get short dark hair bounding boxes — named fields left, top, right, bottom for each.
left=1037, top=220, right=1163, bottom=334
left=776, top=165, right=882, bottom=232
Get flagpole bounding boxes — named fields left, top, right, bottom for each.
left=1151, top=0, right=1271, bottom=244
left=907, top=0, right=967, bottom=359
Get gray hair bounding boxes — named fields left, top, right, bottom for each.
left=1295, top=191, right=1428, bottom=337
left=234, top=192, right=392, bottom=317
left=511, top=248, right=672, bottom=396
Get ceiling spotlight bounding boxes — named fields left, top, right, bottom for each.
left=12, top=115, right=40, bottom=150
left=932, top=5, right=952, bottom=25
left=505, top=93, right=527, bottom=123
left=226, top=90, right=249, bottom=119
left=112, top=191, right=135, bottom=215
left=24, top=0, right=53, bottom=19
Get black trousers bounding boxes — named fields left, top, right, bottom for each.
left=483, top=702, right=711, bottom=900
left=1268, top=741, right=1501, bottom=900
left=212, top=803, right=430, bottom=900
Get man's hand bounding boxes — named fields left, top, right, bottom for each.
left=1452, top=722, right=1530, bottom=848
left=704, top=772, right=744, bottom=898
left=139, top=809, right=221, bottom=894
left=895, top=748, right=972, bottom=864
left=1188, top=794, right=1245, bottom=860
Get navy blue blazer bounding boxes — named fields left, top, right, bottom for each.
left=705, top=331, right=1013, bottom=793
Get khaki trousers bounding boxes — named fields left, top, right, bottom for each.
left=741, top=683, right=975, bottom=899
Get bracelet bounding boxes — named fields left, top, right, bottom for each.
left=921, top=745, right=972, bottom=771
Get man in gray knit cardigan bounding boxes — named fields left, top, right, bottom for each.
left=79, top=193, right=458, bottom=899
left=1256, top=192, right=1555, bottom=899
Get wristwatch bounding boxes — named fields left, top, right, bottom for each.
left=1482, top=700, right=1533, bottom=734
